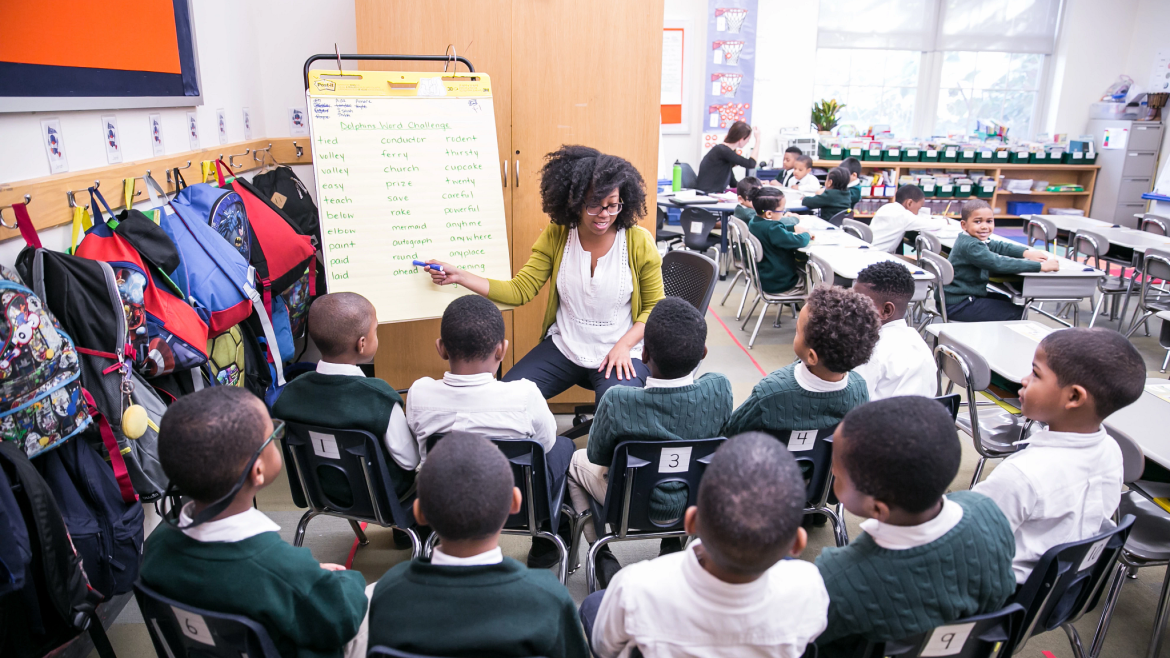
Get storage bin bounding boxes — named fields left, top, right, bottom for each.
left=902, top=148, right=922, bottom=162
left=882, top=148, right=902, bottom=161
left=1062, top=151, right=1089, bottom=164
left=1007, top=201, right=1045, bottom=216
left=936, top=183, right=955, bottom=197
left=921, top=149, right=940, bottom=163
left=865, top=147, right=883, bottom=161
left=976, top=150, right=997, bottom=164
left=940, top=147, right=959, bottom=163
left=819, top=143, right=844, bottom=160
left=847, top=147, right=864, bottom=159
left=1030, top=151, right=1052, bottom=164
left=995, top=150, right=1011, bottom=164
left=1088, top=102, right=1127, bottom=120
left=977, top=181, right=996, bottom=198
left=1010, top=150, right=1031, bottom=163
left=956, top=182, right=974, bottom=197
left=958, top=148, right=977, bottom=163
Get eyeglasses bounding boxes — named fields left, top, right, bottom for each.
left=162, top=420, right=286, bottom=530
left=585, top=201, right=624, bottom=216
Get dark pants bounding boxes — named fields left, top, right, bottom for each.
left=946, top=292, right=1024, bottom=322
left=579, top=589, right=606, bottom=651
left=504, top=338, right=649, bottom=403
left=546, top=434, right=575, bottom=512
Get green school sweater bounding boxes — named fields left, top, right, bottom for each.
left=140, top=526, right=368, bottom=658
left=368, top=558, right=589, bottom=658
left=733, top=204, right=757, bottom=222
left=814, top=491, right=1017, bottom=657
left=748, top=217, right=811, bottom=293
left=722, top=362, right=868, bottom=438
left=943, top=233, right=1041, bottom=304
left=803, top=188, right=853, bottom=220
left=588, top=373, right=733, bottom=521
left=848, top=184, right=861, bottom=208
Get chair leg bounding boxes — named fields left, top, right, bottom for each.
left=1063, top=623, right=1088, bottom=658
left=740, top=294, right=761, bottom=331
left=534, top=530, right=569, bottom=584
left=817, top=504, right=850, bottom=547
left=424, top=529, right=440, bottom=559
left=565, top=509, right=589, bottom=576
left=348, top=520, right=369, bottom=546
left=293, top=510, right=319, bottom=547
left=969, top=456, right=988, bottom=489
left=1161, top=349, right=1170, bottom=374
left=748, top=299, right=769, bottom=348
left=1090, top=292, right=1106, bottom=328
left=720, top=270, right=742, bottom=305
left=736, top=280, right=753, bottom=320
left=403, top=528, right=422, bottom=560
left=1146, top=560, right=1170, bottom=658
left=585, top=534, right=617, bottom=594
left=1126, top=311, right=1153, bottom=338
left=1090, top=561, right=1130, bottom=658
left=773, top=302, right=785, bottom=328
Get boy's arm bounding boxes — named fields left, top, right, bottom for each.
left=963, top=240, right=1043, bottom=275
left=528, top=383, right=559, bottom=452
left=591, top=585, right=633, bottom=658
left=987, top=239, right=1029, bottom=259
left=586, top=393, right=622, bottom=466
left=972, top=462, right=1037, bottom=533
left=404, top=384, right=429, bottom=465
left=384, top=404, right=420, bottom=471
left=289, top=568, right=369, bottom=653
left=723, top=389, right=765, bottom=437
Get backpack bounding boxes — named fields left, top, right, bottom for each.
left=250, top=165, right=321, bottom=246
left=0, top=265, right=91, bottom=459
left=207, top=324, right=246, bottom=387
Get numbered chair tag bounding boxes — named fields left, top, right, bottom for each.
left=171, top=607, right=216, bottom=646
left=309, top=431, right=341, bottom=459
left=689, top=222, right=705, bottom=234
left=659, top=446, right=692, bottom=473
left=788, top=430, right=817, bottom=452
left=920, top=621, right=975, bottom=656
left=1080, top=537, right=1110, bottom=571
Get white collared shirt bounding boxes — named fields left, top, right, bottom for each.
left=644, top=372, right=695, bottom=389
left=592, top=540, right=828, bottom=658
left=794, top=362, right=849, bottom=393
left=430, top=546, right=504, bottom=566
left=973, top=426, right=1123, bottom=583
left=406, top=371, right=558, bottom=463
left=852, top=319, right=937, bottom=401
left=315, top=361, right=419, bottom=472
left=859, top=496, right=964, bottom=550
left=869, top=202, right=950, bottom=253
left=178, top=502, right=281, bottom=543
left=793, top=173, right=821, bottom=194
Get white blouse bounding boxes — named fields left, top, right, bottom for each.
left=548, top=227, right=642, bottom=368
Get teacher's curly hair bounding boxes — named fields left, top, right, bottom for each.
left=539, top=145, right=647, bottom=230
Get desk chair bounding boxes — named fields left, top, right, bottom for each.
left=854, top=603, right=1025, bottom=658
left=281, top=422, right=423, bottom=558
left=1140, top=213, right=1169, bottom=236
left=773, top=425, right=849, bottom=548
left=576, top=437, right=725, bottom=593
left=655, top=205, right=682, bottom=251
left=661, top=250, right=718, bottom=312
left=135, top=581, right=281, bottom=658
left=678, top=162, right=698, bottom=190
left=1007, top=515, right=1135, bottom=658
left=806, top=252, right=833, bottom=289
left=915, top=231, right=942, bottom=255
left=1024, top=215, right=1059, bottom=254
left=740, top=230, right=808, bottom=348
left=841, top=218, right=873, bottom=243
left=1158, top=310, right=1170, bottom=372
left=915, top=251, right=954, bottom=331
left=827, top=209, right=852, bottom=227
left=1067, top=230, right=1132, bottom=328
left=721, top=217, right=755, bottom=320
left=679, top=207, right=722, bottom=255
left=1124, top=247, right=1170, bottom=338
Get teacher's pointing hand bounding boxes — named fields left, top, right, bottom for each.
left=424, top=260, right=490, bottom=296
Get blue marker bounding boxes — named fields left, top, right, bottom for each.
left=412, top=260, right=444, bottom=272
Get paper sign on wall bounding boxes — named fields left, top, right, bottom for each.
left=243, top=107, right=253, bottom=140
left=216, top=108, right=228, bottom=144
left=289, top=107, right=309, bottom=136
left=186, top=111, right=200, bottom=150
left=149, top=113, right=165, bottom=156
left=40, top=119, right=68, bottom=174
left=101, top=115, right=122, bottom=164
left=1102, top=128, right=1128, bottom=150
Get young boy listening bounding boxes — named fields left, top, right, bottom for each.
left=944, top=200, right=1057, bottom=322
left=142, top=387, right=370, bottom=658
left=788, top=155, right=822, bottom=193
left=852, top=261, right=937, bottom=400
left=734, top=176, right=763, bottom=222
left=272, top=292, right=418, bottom=499
left=584, top=433, right=829, bottom=658
left=568, top=297, right=733, bottom=585
left=747, top=187, right=812, bottom=294
left=368, top=432, right=589, bottom=658
left=773, top=145, right=803, bottom=188
left=973, top=328, right=1145, bottom=583
left=869, top=184, right=946, bottom=253
left=406, top=294, right=571, bottom=568
left=803, top=167, right=853, bottom=221
left=841, top=157, right=863, bottom=208
left=816, top=396, right=1016, bottom=657
left=723, top=285, right=879, bottom=437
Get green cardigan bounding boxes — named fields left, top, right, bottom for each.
left=723, top=362, right=868, bottom=437
left=943, top=233, right=1041, bottom=304
left=803, top=188, right=853, bottom=220
left=487, top=223, right=664, bottom=338
left=748, top=216, right=810, bottom=293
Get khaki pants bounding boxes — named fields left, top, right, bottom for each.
left=342, top=583, right=376, bottom=658
left=567, top=449, right=609, bottom=543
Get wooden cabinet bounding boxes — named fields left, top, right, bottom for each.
left=356, top=0, right=664, bottom=406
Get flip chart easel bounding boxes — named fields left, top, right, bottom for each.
left=304, top=54, right=511, bottom=323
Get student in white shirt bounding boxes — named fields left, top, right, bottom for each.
left=974, top=328, right=1146, bottom=583
left=869, top=184, right=947, bottom=253
left=583, top=433, right=828, bottom=658
left=789, top=155, right=822, bottom=194
left=852, top=261, right=937, bottom=400
left=770, top=146, right=803, bottom=188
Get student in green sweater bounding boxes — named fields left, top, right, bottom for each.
left=368, top=433, right=589, bottom=658
left=733, top=176, right=763, bottom=222
left=723, top=285, right=878, bottom=438
left=841, top=157, right=862, bottom=208
left=747, top=186, right=813, bottom=293
left=803, top=167, right=853, bottom=221
left=569, top=297, right=733, bottom=586
left=815, top=396, right=1016, bottom=657
left=944, top=199, right=1057, bottom=322
left=141, top=387, right=370, bottom=658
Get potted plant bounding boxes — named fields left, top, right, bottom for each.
left=811, top=99, right=845, bottom=134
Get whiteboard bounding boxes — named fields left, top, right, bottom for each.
left=307, top=71, right=511, bottom=323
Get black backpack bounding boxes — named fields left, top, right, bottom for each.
left=250, top=165, right=321, bottom=246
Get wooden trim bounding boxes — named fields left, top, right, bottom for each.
left=0, top=137, right=315, bottom=242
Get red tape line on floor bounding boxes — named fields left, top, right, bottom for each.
left=345, top=522, right=368, bottom=570
left=707, top=306, right=768, bottom=378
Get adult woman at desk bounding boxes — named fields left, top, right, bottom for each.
left=426, top=145, right=663, bottom=402
left=694, top=121, right=761, bottom=193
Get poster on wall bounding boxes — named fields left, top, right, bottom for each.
left=702, top=0, right=758, bottom=158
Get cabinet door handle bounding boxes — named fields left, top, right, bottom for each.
left=514, top=160, right=520, bottom=187
left=503, top=160, right=508, bottom=187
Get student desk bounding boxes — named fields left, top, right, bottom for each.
left=803, top=244, right=934, bottom=301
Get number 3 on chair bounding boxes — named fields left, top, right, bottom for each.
left=659, top=446, right=692, bottom=473
left=171, top=607, right=216, bottom=646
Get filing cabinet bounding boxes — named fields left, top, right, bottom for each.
left=1088, top=119, right=1162, bottom=228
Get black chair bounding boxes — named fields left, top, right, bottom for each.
left=770, top=425, right=849, bottom=548
left=370, top=647, right=550, bottom=658
left=135, top=581, right=281, bottom=658
left=679, top=207, right=722, bottom=254
left=934, top=393, right=962, bottom=422
left=827, top=209, right=853, bottom=227
left=678, top=162, right=698, bottom=190
left=852, top=603, right=1025, bottom=658
left=661, top=250, right=718, bottom=312
left=577, top=437, right=726, bottom=592
left=656, top=205, right=683, bottom=251
left=1006, top=515, right=1135, bottom=657
left=281, top=422, right=423, bottom=557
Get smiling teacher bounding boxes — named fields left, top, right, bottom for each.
left=427, top=145, right=664, bottom=402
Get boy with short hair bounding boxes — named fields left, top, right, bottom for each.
left=368, top=432, right=590, bottom=658
left=273, top=292, right=417, bottom=498
left=585, top=433, right=829, bottom=658
left=142, top=387, right=370, bottom=658
left=974, top=328, right=1145, bottom=583
left=841, top=157, right=863, bottom=208
left=789, top=155, right=822, bottom=194
left=852, top=261, right=937, bottom=400
left=734, top=176, right=763, bottom=222
left=723, top=285, right=879, bottom=438
left=816, top=396, right=1016, bottom=657
left=775, top=145, right=803, bottom=188
left=869, top=184, right=946, bottom=253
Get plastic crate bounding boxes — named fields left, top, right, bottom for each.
left=936, top=184, right=955, bottom=197
left=846, top=147, right=864, bottom=160
left=1030, top=151, right=1051, bottom=164
left=921, top=149, right=940, bottom=163
left=958, top=148, right=977, bottom=163
left=921, top=181, right=937, bottom=197
left=902, top=148, right=922, bottom=162
left=977, top=181, right=996, bottom=198
left=994, top=150, right=1011, bottom=164
left=977, top=150, right=997, bottom=164
left=940, top=147, right=959, bottom=163
left=1007, top=201, right=1045, bottom=216
left=882, top=148, right=902, bottom=161
left=1010, top=151, right=1030, bottom=163
left=819, top=143, right=844, bottom=160
left=666, top=206, right=682, bottom=225
left=865, top=147, right=883, bottom=161
left=1062, top=151, right=1096, bottom=164
left=956, top=183, right=974, bottom=197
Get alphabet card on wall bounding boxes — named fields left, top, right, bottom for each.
left=101, top=115, right=122, bottom=164
left=40, top=118, right=68, bottom=174
left=306, top=70, right=511, bottom=323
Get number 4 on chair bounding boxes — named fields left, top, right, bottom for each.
left=659, top=446, right=693, bottom=473
left=788, top=430, right=817, bottom=452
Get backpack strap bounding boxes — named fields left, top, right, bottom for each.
left=69, top=204, right=94, bottom=255
left=249, top=293, right=286, bottom=387
left=88, top=188, right=117, bottom=229
left=12, top=203, right=42, bottom=249
left=172, top=167, right=187, bottom=191
left=82, top=388, right=138, bottom=505
left=214, top=158, right=233, bottom=187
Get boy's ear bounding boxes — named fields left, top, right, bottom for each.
left=494, top=340, right=509, bottom=362
left=1065, top=383, right=1091, bottom=411
left=435, top=338, right=448, bottom=360
left=510, top=487, right=523, bottom=515
left=413, top=499, right=428, bottom=527
left=804, top=347, right=819, bottom=368
left=870, top=499, right=892, bottom=524
left=684, top=506, right=699, bottom=536
left=790, top=527, right=808, bottom=557
left=702, top=345, right=709, bottom=360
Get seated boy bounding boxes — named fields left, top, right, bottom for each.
left=770, top=146, right=803, bottom=188
left=568, top=297, right=733, bottom=585
left=734, top=176, right=763, bottom=222
left=974, top=328, right=1145, bottom=583
left=747, top=187, right=812, bottom=294
left=803, top=167, right=852, bottom=222
left=142, top=387, right=370, bottom=658
left=273, top=292, right=418, bottom=499
left=841, top=157, right=862, bottom=208
left=584, top=433, right=829, bottom=658
left=816, top=396, right=1016, bottom=657
left=869, top=184, right=946, bottom=253
left=852, top=261, right=937, bottom=400
left=407, top=294, right=571, bottom=567
left=724, top=285, right=878, bottom=437
left=368, top=432, right=589, bottom=658
left=788, top=155, right=822, bottom=194
left=944, top=200, right=1057, bottom=322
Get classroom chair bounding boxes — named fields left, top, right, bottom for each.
left=721, top=217, right=755, bottom=320
left=806, top=252, right=833, bottom=289
left=739, top=229, right=808, bottom=348
left=280, top=422, right=424, bottom=558
left=827, top=209, right=852, bottom=227
left=914, top=231, right=942, bottom=256
left=841, top=218, right=873, bottom=243
left=934, top=336, right=1027, bottom=487
left=1024, top=215, right=1059, bottom=254
left=135, top=581, right=281, bottom=658
left=1124, top=247, right=1170, bottom=338
left=655, top=205, right=683, bottom=251
left=573, top=437, right=725, bottom=593
left=1140, top=213, right=1169, bottom=236
left=1006, top=515, right=1135, bottom=658
left=1067, top=230, right=1132, bottom=329
left=779, top=425, right=850, bottom=548
left=915, top=250, right=954, bottom=331
left=679, top=207, right=723, bottom=255
left=424, top=437, right=578, bottom=583
left=661, top=250, right=719, bottom=313
left=1158, top=311, right=1170, bottom=372
left=854, top=603, right=1025, bottom=658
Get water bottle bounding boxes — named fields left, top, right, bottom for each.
left=672, top=161, right=683, bottom=192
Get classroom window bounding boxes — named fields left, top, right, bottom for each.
left=934, top=52, right=1043, bottom=137
left=813, top=49, right=920, bottom=137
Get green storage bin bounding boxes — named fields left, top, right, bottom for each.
left=1062, top=151, right=1095, bottom=164
left=940, top=147, right=959, bottom=163
left=882, top=148, right=902, bottom=161
left=921, top=149, right=940, bottom=163
left=865, top=147, right=883, bottom=161
left=956, top=183, right=974, bottom=197
left=902, top=148, right=922, bottom=162
left=936, top=183, right=955, bottom=197
left=1010, top=150, right=1031, bottom=163
left=977, top=181, right=996, bottom=198
left=958, top=148, right=977, bottom=163
left=994, top=150, right=1011, bottom=164
left=1084, top=154, right=1097, bottom=164
left=1030, top=151, right=1049, bottom=163
left=921, top=182, right=937, bottom=197
left=819, top=143, right=844, bottom=160
left=847, top=147, right=865, bottom=160
left=977, top=150, right=996, bottom=164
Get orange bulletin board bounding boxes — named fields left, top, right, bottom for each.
left=661, top=27, right=684, bottom=125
